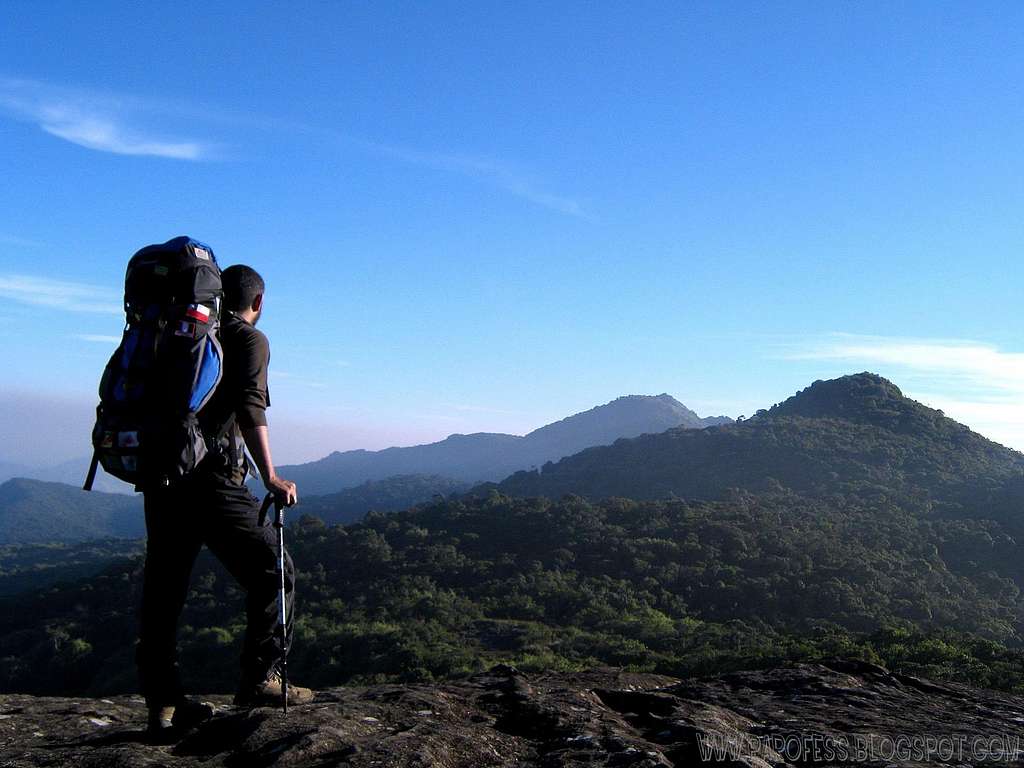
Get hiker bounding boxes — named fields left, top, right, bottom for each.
left=135, top=264, right=314, bottom=737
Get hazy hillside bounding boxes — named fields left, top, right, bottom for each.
left=492, top=373, right=1024, bottom=515
left=0, top=461, right=32, bottom=483
left=0, top=458, right=132, bottom=495
left=0, top=479, right=143, bottom=544
left=296, top=474, right=470, bottom=526
left=30, top=457, right=133, bottom=495
left=274, top=394, right=731, bottom=496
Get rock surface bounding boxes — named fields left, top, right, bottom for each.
left=2, top=660, right=1024, bottom=766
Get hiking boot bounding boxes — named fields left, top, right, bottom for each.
left=147, top=705, right=176, bottom=741
left=172, top=698, right=216, bottom=728
left=233, top=668, right=315, bottom=708
left=146, top=698, right=215, bottom=742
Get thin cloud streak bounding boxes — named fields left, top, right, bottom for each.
left=0, top=77, right=211, bottom=160
left=0, top=233, right=44, bottom=248
left=0, top=274, right=122, bottom=315
left=917, top=394, right=1024, bottom=451
left=370, top=141, right=589, bottom=218
left=238, top=118, right=591, bottom=217
left=781, top=333, right=1024, bottom=451
left=1, top=77, right=584, bottom=202
left=41, top=114, right=203, bottom=159
left=269, top=370, right=328, bottom=389
left=74, top=334, right=121, bottom=344
left=782, top=333, right=1024, bottom=395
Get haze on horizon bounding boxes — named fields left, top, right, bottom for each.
left=2, top=3, right=1024, bottom=466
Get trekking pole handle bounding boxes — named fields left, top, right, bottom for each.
left=258, top=492, right=277, bottom=527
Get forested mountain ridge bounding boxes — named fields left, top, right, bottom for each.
left=492, top=373, right=1024, bottom=510
left=0, top=456, right=131, bottom=495
left=5, top=373, right=1024, bottom=701
left=296, top=474, right=470, bottom=526
left=0, top=478, right=143, bottom=545
left=5, top=489, right=1024, bottom=697
left=272, top=393, right=732, bottom=495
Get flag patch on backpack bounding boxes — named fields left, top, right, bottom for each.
left=117, top=431, right=140, bottom=448
left=186, top=304, right=211, bottom=322
left=175, top=321, right=198, bottom=338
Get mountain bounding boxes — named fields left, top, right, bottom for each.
left=0, top=478, right=143, bottom=544
left=6, top=371, right=1024, bottom=699
left=11, top=372, right=1024, bottom=704
left=6, top=372, right=1024, bottom=708
left=272, top=394, right=731, bottom=496
left=523, top=393, right=728, bottom=456
left=296, top=474, right=470, bottom=525
left=491, top=372, right=1024, bottom=511
left=0, top=457, right=133, bottom=495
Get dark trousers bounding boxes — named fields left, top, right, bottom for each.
left=136, top=471, right=295, bottom=706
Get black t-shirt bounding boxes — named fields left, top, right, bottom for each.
left=197, top=311, right=271, bottom=482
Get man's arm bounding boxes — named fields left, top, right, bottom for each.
left=241, top=425, right=297, bottom=507
left=233, top=327, right=297, bottom=506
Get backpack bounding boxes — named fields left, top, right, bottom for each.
left=84, top=236, right=226, bottom=491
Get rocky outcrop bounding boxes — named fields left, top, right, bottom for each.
left=2, top=660, right=1024, bottom=767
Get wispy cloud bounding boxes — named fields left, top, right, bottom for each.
left=0, top=233, right=44, bottom=248
left=0, top=274, right=121, bottom=314
left=780, top=333, right=1024, bottom=450
left=371, top=142, right=589, bottom=218
left=74, top=334, right=121, bottom=344
left=781, top=333, right=1024, bottom=395
left=0, top=77, right=211, bottom=160
left=269, top=370, right=328, bottom=389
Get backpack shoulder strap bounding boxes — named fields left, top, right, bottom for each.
left=83, top=450, right=100, bottom=491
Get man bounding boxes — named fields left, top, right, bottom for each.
left=136, top=264, right=313, bottom=739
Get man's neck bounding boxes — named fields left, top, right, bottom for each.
left=231, top=308, right=258, bottom=326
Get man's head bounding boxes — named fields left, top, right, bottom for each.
left=222, top=265, right=265, bottom=325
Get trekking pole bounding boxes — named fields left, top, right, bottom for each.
left=260, top=492, right=290, bottom=715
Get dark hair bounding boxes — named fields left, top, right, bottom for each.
left=221, top=265, right=265, bottom=311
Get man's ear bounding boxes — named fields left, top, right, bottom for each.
left=252, top=293, right=264, bottom=313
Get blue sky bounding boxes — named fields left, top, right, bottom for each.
left=2, top=1, right=1024, bottom=467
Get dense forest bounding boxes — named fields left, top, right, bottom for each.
left=0, top=539, right=142, bottom=597
left=3, top=488, right=1023, bottom=696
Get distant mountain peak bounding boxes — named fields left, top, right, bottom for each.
left=493, top=372, right=1022, bottom=503
left=525, top=394, right=709, bottom=443
left=764, top=372, right=924, bottom=426
left=273, top=392, right=731, bottom=495
left=610, top=393, right=677, bottom=402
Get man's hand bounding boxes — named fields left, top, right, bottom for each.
left=266, top=474, right=298, bottom=507
left=241, top=425, right=297, bottom=507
